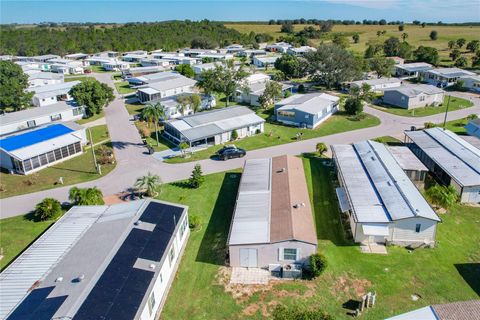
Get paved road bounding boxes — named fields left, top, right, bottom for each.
left=1, top=81, right=479, bottom=218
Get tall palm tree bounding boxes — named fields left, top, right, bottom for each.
left=135, top=172, right=162, bottom=197
left=141, top=103, right=165, bottom=146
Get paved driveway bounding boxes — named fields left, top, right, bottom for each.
left=1, top=80, right=479, bottom=218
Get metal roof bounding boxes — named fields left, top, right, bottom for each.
left=333, top=140, right=439, bottom=223
left=388, top=146, right=428, bottom=172
left=395, top=62, right=433, bottom=72
left=28, top=81, right=80, bottom=97
left=228, top=158, right=272, bottom=245
left=28, top=72, right=63, bottom=80
left=0, top=101, right=79, bottom=126
left=405, top=128, right=480, bottom=187
left=384, top=84, right=444, bottom=97
left=276, top=92, right=339, bottom=115
left=349, top=77, right=401, bottom=87
left=0, top=199, right=188, bottom=320
left=425, top=67, right=475, bottom=78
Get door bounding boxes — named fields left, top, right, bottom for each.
left=239, top=248, right=257, bottom=267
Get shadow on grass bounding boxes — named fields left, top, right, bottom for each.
left=305, top=157, right=353, bottom=246
left=171, top=181, right=193, bottom=189
left=195, top=172, right=241, bottom=265
left=455, top=263, right=480, bottom=296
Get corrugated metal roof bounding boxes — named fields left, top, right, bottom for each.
left=228, top=159, right=271, bottom=245
left=388, top=146, right=428, bottom=172
left=396, top=62, right=433, bottom=72
left=27, top=81, right=80, bottom=94
left=10, top=133, right=82, bottom=160
left=405, top=128, right=480, bottom=187
left=384, top=84, right=444, bottom=97
left=0, top=101, right=78, bottom=126
left=276, top=92, right=339, bottom=115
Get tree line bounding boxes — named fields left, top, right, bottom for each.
left=0, top=20, right=272, bottom=56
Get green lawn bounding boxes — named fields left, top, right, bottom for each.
left=88, top=124, right=110, bottom=144
left=0, top=142, right=116, bottom=199
left=442, top=117, right=470, bottom=135
left=64, top=76, right=95, bottom=82
left=373, top=136, right=403, bottom=145
left=372, top=96, right=473, bottom=117
left=0, top=214, right=57, bottom=270
left=160, top=157, right=480, bottom=319
left=125, top=103, right=144, bottom=115
left=114, top=81, right=136, bottom=95
left=75, top=111, right=105, bottom=125
left=165, top=109, right=380, bottom=163
left=87, top=65, right=113, bottom=73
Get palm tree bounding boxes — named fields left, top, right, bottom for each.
left=135, top=172, right=161, bottom=197
left=316, top=142, right=328, bottom=157
left=141, top=103, right=165, bottom=146
left=426, top=185, right=458, bottom=209
left=69, top=187, right=104, bottom=205
left=401, top=33, right=408, bottom=42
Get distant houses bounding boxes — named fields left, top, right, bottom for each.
left=274, top=93, right=339, bottom=129
left=102, top=59, right=130, bottom=71
left=332, top=140, right=440, bottom=246
left=458, top=74, right=480, bottom=93
left=286, top=46, right=316, bottom=56
left=346, top=78, right=402, bottom=92
left=163, top=105, right=264, bottom=147
left=266, top=42, right=292, bottom=53
left=0, top=122, right=87, bottom=174
left=0, top=199, right=190, bottom=319
left=394, top=62, right=433, bottom=78
left=423, top=68, right=476, bottom=88
left=252, top=55, right=280, bottom=68
left=382, top=84, right=445, bottom=109
left=228, top=156, right=317, bottom=270
left=27, top=81, right=81, bottom=107
left=135, top=73, right=197, bottom=103
left=405, top=128, right=480, bottom=204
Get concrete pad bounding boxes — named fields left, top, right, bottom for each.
left=230, top=267, right=270, bottom=285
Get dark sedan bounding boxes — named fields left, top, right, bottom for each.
left=216, top=145, right=246, bottom=160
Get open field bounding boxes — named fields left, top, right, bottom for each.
left=225, top=23, right=480, bottom=66
left=0, top=132, right=115, bottom=199
left=164, top=109, right=380, bottom=163
left=159, top=157, right=480, bottom=319
left=371, top=95, right=473, bottom=117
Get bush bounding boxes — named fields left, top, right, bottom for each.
left=310, top=253, right=328, bottom=277
left=344, top=97, right=363, bottom=115
left=272, top=305, right=333, bottom=320
left=189, top=214, right=201, bottom=230
left=255, top=128, right=261, bottom=134
left=424, top=121, right=436, bottom=129
left=297, top=84, right=306, bottom=93
left=34, top=198, right=62, bottom=221
left=96, top=145, right=114, bottom=165
left=231, top=129, right=238, bottom=140
left=140, top=126, right=151, bottom=139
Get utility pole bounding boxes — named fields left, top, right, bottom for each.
left=88, top=127, right=99, bottom=174
left=442, top=95, right=451, bottom=130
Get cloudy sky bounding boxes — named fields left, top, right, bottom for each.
left=1, top=0, right=479, bottom=24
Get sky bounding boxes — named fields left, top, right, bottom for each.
left=1, top=0, right=479, bottom=24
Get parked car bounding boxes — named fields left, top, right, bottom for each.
left=216, top=145, right=246, bottom=160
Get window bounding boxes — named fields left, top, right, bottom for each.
left=61, top=146, right=69, bottom=158
left=278, top=110, right=295, bottom=118
left=415, top=224, right=421, bottom=233
left=39, top=153, right=48, bottom=166
left=419, top=96, right=425, bottom=102
left=179, top=218, right=187, bottom=238
left=68, top=144, right=76, bottom=155
left=282, top=248, right=298, bottom=261
left=31, top=156, right=40, bottom=169
left=23, top=159, right=32, bottom=172
left=47, top=151, right=56, bottom=163
left=168, top=246, right=176, bottom=266
left=50, top=113, right=62, bottom=121
left=147, top=292, right=156, bottom=315
left=54, top=148, right=62, bottom=161
left=26, top=120, right=36, bottom=128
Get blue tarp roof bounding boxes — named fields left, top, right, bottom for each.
left=0, top=124, right=74, bottom=152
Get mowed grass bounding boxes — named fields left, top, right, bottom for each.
left=75, top=111, right=105, bottom=125
left=164, top=109, right=380, bottom=163
left=114, top=81, right=136, bottom=94
left=0, top=141, right=115, bottom=199
left=0, top=214, right=58, bottom=270
left=371, top=95, right=473, bottom=117
left=64, top=76, right=95, bottom=82
left=160, top=157, right=480, bottom=319
left=225, top=23, right=480, bottom=66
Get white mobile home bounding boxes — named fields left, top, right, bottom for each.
left=394, top=62, right=433, bottom=78
left=228, top=156, right=317, bottom=271
left=405, top=128, right=480, bottom=204
left=136, top=74, right=197, bottom=103
left=423, top=68, right=476, bottom=88
left=346, top=78, right=402, bottom=92
left=253, top=55, right=280, bottom=68
left=332, top=140, right=440, bottom=246
left=382, top=84, right=445, bottom=109
left=266, top=42, right=292, bottom=53
left=102, top=60, right=130, bottom=71
left=28, top=72, right=64, bottom=88
left=287, top=46, right=316, bottom=56
left=28, top=81, right=81, bottom=107
left=0, top=199, right=189, bottom=320
left=459, top=74, right=480, bottom=93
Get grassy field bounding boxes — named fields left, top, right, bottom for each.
left=371, top=95, right=473, bottom=117
left=0, top=139, right=115, bottom=199
left=159, top=157, right=479, bottom=319
left=225, top=23, right=480, bottom=66
left=114, top=81, right=136, bottom=94
left=164, top=109, right=380, bottom=163
left=0, top=214, right=57, bottom=270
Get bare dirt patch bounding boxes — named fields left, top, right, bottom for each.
left=331, top=273, right=372, bottom=298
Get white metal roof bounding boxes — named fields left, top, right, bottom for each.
left=395, top=62, right=433, bottom=72
left=0, top=101, right=78, bottom=127
left=228, top=159, right=271, bottom=245
left=384, top=84, right=444, bottom=97
left=425, top=67, right=475, bottom=78
left=405, top=128, right=480, bottom=187
left=388, top=146, right=428, bottom=172
left=28, top=81, right=80, bottom=96
left=276, top=92, right=339, bottom=115
left=385, top=306, right=437, bottom=320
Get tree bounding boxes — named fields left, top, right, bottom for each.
left=141, top=103, right=165, bottom=146
left=454, top=56, right=468, bottom=68
left=467, top=113, right=478, bottom=120
left=258, top=81, right=282, bottom=109
left=447, top=40, right=456, bottom=50
left=69, top=187, right=104, bottom=205
left=316, top=142, right=328, bottom=157
left=398, top=41, right=414, bottom=59
left=352, top=33, right=360, bottom=43
left=274, top=54, right=303, bottom=79
left=190, top=36, right=217, bottom=49
left=332, top=34, right=349, bottom=49
left=383, top=37, right=401, bottom=56
left=401, top=33, right=408, bottom=42
left=34, top=198, right=62, bottom=221
left=472, top=51, right=480, bottom=67
left=344, top=97, right=363, bottom=115
left=398, top=25, right=404, bottom=32
left=305, top=44, right=362, bottom=89
left=426, top=185, right=458, bottom=209
left=414, top=46, right=440, bottom=65
left=0, top=61, right=33, bottom=111
left=174, top=64, right=194, bottom=78
left=231, top=129, right=238, bottom=140
left=189, top=164, right=204, bottom=189
left=364, top=42, right=383, bottom=58
left=179, top=142, right=189, bottom=157
left=369, top=55, right=395, bottom=78
left=135, top=172, right=161, bottom=197
left=69, top=79, right=114, bottom=117
left=450, top=48, right=461, bottom=61
left=466, top=40, right=480, bottom=53
left=421, top=22, right=426, bottom=28
left=280, top=23, right=294, bottom=33
left=429, top=30, right=438, bottom=40
left=424, top=121, right=436, bottom=128
left=456, top=38, right=466, bottom=48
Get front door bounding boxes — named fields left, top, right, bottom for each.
left=239, top=248, right=257, bottom=267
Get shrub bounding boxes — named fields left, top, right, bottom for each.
left=34, top=198, right=62, bottom=221
left=272, top=305, right=333, bottom=320
left=189, top=164, right=204, bottom=189
left=424, top=121, right=436, bottom=129
left=96, top=145, right=114, bottom=165
left=189, top=214, right=201, bottom=230
left=310, top=253, right=328, bottom=277
left=426, top=184, right=459, bottom=209
left=344, top=97, right=363, bottom=115
left=467, top=113, right=478, bottom=120
left=297, top=84, right=306, bottom=93
left=284, top=90, right=292, bottom=98
left=255, top=128, right=261, bottom=134
left=231, top=129, right=238, bottom=141
left=140, top=126, right=151, bottom=138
